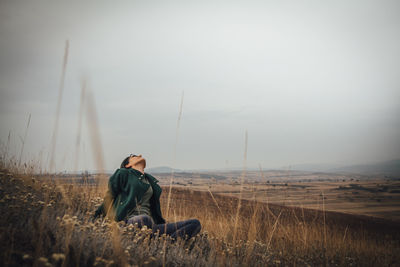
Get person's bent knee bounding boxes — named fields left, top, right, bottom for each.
left=191, top=219, right=201, bottom=232
left=191, top=219, right=201, bottom=227
left=127, top=215, right=154, bottom=228
left=141, top=215, right=154, bottom=227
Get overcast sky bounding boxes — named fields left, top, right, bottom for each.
left=0, top=0, right=399, bottom=172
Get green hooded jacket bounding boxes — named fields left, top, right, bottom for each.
left=94, top=168, right=166, bottom=224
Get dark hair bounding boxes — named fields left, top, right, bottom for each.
left=120, top=156, right=131, bottom=169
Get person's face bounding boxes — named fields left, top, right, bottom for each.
left=126, top=154, right=146, bottom=168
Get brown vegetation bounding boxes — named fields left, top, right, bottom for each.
left=159, top=172, right=400, bottom=221
left=1, top=162, right=400, bottom=266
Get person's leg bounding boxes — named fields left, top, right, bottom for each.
left=126, top=214, right=154, bottom=229
left=152, top=219, right=201, bottom=241
left=170, top=219, right=201, bottom=240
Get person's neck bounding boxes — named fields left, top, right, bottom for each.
left=131, top=165, right=145, bottom=174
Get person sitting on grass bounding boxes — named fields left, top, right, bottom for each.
left=94, top=154, right=201, bottom=241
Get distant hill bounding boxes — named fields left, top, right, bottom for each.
left=285, top=159, right=400, bottom=177
left=147, top=159, right=400, bottom=177
left=327, top=159, right=400, bottom=177
left=278, top=163, right=344, bottom=172
left=146, top=166, right=183, bottom=173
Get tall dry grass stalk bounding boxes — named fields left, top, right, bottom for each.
left=232, top=129, right=247, bottom=244
left=110, top=221, right=127, bottom=266
left=49, top=40, right=69, bottom=174
left=322, top=190, right=328, bottom=265
left=5, top=130, right=11, bottom=163
left=18, top=113, right=31, bottom=168
left=266, top=210, right=282, bottom=250
left=85, top=85, right=106, bottom=181
left=207, top=187, right=225, bottom=219
left=165, top=90, right=184, bottom=219
left=74, top=79, right=86, bottom=173
left=244, top=184, right=261, bottom=264
left=163, top=90, right=184, bottom=267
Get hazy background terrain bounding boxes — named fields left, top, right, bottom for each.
left=0, top=0, right=399, bottom=173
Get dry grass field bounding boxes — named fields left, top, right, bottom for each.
left=155, top=170, right=400, bottom=222
left=1, top=160, right=400, bottom=266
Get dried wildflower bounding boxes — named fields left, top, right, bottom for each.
left=51, top=253, right=65, bottom=262
left=37, top=257, right=48, bottom=263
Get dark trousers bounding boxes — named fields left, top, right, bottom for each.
left=126, top=214, right=201, bottom=241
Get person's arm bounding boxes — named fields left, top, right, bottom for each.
left=147, top=173, right=166, bottom=224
